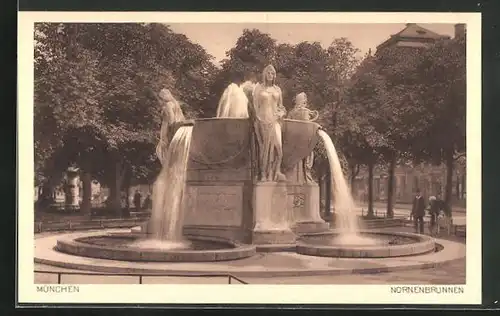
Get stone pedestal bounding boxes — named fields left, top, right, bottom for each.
left=251, top=182, right=296, bottom=244
left=65, top=169, right=80, bottom=211
left=288, top=183, right=329, bottom=234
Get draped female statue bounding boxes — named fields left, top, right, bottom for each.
left=252, top=65, right=287, bottom=182
left=155, top=88, right=185, bottom=164
left=287, top=92, right=318, bottom=183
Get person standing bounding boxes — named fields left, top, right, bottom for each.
left=133, top=190, right=142, bottom=213
left=411, top=189, right=426, bottom=234
left=142, top=193, right=152, bottom=210
left=428, top=196, right=438, bottom=235
left=430, top=195, right=447, bottom=235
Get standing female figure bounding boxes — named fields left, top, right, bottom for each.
left=155, top=88, right=185, bottom=164
left=287, top=92, right=318, bottom=183
left=252, top=65, right=287, bottom=182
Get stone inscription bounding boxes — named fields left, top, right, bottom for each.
left=184, top=186, right=243, bottom=226
left=187, top=169, right=251, bottom=182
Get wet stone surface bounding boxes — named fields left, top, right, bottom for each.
left=302, top=233, right=416, bottom=246
left=76, top=235, right=235, bottom=250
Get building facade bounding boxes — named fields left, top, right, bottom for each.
left=351, top=163, right=466, bottom=205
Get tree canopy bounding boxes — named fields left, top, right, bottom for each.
left=34, top=23, right=466, bottom=215
left=34, top=23, right=217, bottom=211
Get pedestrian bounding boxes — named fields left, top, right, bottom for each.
left=133, top=190, right=142, bottom=212
left=428, top=196, right=441, bottom=236
left=437, top=196, right=448, bottom=234
left=142, top=193, right=152, bottom=210
left=411, top=189, right=426, bottom=234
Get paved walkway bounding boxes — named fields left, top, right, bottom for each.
left=354, top=206, right=466, bottom=226
left=244, top=258, right=465, bottom=284
left=35, top=258, right=465, bottom=284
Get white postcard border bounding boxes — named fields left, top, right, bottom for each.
left=17, top=11, right=482, bottom=305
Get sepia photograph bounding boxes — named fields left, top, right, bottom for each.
left=18, top=12, right=481, bottom=305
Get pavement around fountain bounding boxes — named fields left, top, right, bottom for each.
left=356, top=203, right=467, bottom=225
left=34, top=257, right=465, bottom=284
left=353, top=206, right=467, bottom=226
left=34, top=227, right=465, bottom=284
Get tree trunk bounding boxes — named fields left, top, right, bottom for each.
left=80, top=170, right=92, bottom=216
left=124, top=171, right=131, bottom=218
left=461, top=174, right=466, bottom=200
left=445, top=148, right=454, bottom=216
left=37, top=181, right=55, bottom=211
left=350, top=164, right=359, bottom=195
left=367, top=162, right=375, bottom=217
left=40, top=183, right=53, bottom=201
left=386, top=155, right=396, bottom=218
left=107, top=161, right=126, bottom=216
left=125, top=186, right=130, bottom=210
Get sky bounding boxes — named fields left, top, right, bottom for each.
left=168, top=23, right=456, bottom=66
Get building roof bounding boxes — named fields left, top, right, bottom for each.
left=395, top=23, right=449, bottom=40
left=376, top=23, right=451, bottom=51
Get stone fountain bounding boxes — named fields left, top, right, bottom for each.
left=46, top=66, right=443, bottom=267
left=181, top=117, right=329, bottom=247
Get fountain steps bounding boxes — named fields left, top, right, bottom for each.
left=325, top=218, right=406, bottom=229
left=34, top=218, right=147, bottom=233
left=361, top=218, right=406, bottom=229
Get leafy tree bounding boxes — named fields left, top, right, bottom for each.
left=34, top=23, right=105, bottom=208
left=406, top=36, right=466, bottom=213
left=327, top=37, right=362, bottom=85
left=34, top=23, right=217, bottom=214
left=340, top=35, right=465, bottom=217
left=278, top=41, right=338, bottom=111
left=316, top=42, right=363, bottom=178
left=367, top=45, right=426, bottom=217
left=222, top=28, right=278, bottom=76
left=332, top=55, right=388, bottom=217
left=206, top=29, right=277, bottom=117
left=148, top=24, right=218, bottom=117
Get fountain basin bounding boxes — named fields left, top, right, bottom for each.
left=56, top=232, right=257, bottom=262
left=185, top=117, right=320, bottom=170
left=296, top=231, right=436, bottom=258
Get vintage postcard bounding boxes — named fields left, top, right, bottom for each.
left=18, top=11, right=481, bottom=305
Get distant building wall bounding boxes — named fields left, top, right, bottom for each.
left=351, top=163, right=466, bottom=205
